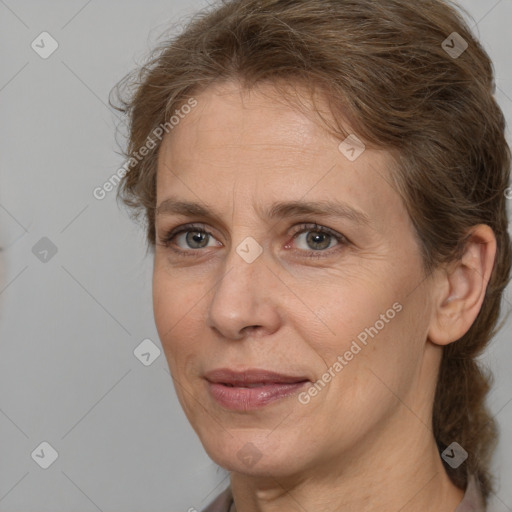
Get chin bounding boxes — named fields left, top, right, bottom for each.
left=197, top=427, right=312, bottom=477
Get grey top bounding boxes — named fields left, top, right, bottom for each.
left=202, top=475, right=485, bottom=512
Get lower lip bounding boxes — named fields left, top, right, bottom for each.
left=207, top=381, right=309, bottom=410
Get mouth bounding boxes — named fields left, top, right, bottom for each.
left=204, top=368, right=310, bottom=410
left=204, top=368, right=310, bottom=386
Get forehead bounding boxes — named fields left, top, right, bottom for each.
left=163, top=81, right=339, bottom=164
left=158, top=81, right=384, bottom=175
left=155, top=80, right=407, bottom=234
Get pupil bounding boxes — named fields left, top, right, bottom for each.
left=187, top=231, right=208, bottom=248
left=307, top=232, right=330, bottom=250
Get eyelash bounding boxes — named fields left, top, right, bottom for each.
left=157, top=223, right=348, bottom=259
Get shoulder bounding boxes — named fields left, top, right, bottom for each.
left=455, top=475, right=486, bottom=512
left=201, top=487, right=233, bottom=512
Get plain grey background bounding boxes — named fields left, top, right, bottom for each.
left=0, top=0, right=511, bottom=511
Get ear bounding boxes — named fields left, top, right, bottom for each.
left=428, top=224, right=497, bottom=346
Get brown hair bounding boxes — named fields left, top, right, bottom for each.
left=111, top=0, right=511, bottom=500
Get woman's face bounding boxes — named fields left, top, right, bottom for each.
left=153, top=80, right=440, bottom=477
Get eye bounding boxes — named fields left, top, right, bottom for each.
left=157, top=222, right=348, bottom=259
left=158, top=223, right=220, bottom=255
left=288, top=223, right=347, bottom=256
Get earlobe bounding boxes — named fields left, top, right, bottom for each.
left=428, top=224, right=497, bottom=347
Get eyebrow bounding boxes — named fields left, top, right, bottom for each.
left=155, top=197, right=371, bottom=227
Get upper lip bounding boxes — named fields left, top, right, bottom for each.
left=204, top=368, right=310, bottom=386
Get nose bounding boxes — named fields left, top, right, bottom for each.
left=206, top=247, right=282, bottom=341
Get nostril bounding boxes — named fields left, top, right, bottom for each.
left=242, top=325, right=262, bottom=333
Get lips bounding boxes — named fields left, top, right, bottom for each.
left=204, top=368, right=309, bottom=387
left=204, top=368, right=310, bottom=410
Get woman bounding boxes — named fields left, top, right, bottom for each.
left=112, top=0, right=511, bottom=510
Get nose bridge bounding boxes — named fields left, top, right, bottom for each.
left=206, top=241, right=281, bottom=340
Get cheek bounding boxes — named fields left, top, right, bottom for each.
left=152, top=268, right=177, bottom=336
left=304, top=276, right=393, bottom=349
left=152, top=257, right=204, bottom=321
left=320, top=298, right=426, bottom=419
left=301, top=273, right=414, bottom=391
left=152, top=266, right=205, bottom=365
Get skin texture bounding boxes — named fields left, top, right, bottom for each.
left=152, top=80, right=496, bottom=512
